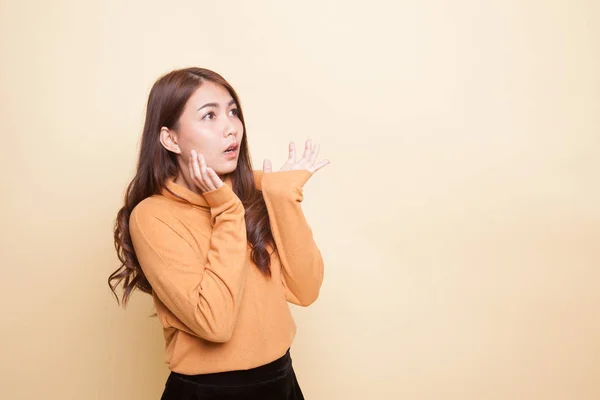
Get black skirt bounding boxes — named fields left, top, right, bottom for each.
left=161, top=349, right=304, bottom=400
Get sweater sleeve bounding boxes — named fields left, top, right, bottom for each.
left=129, top=184, right=248, bottom=343
left=260, top=170, right=325, bottom=306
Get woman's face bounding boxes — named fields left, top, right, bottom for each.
left=162, top=81, right=244, bottom=177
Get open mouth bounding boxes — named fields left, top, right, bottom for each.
left=224, top=143, right=239, bottom=153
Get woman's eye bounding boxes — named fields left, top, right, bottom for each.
left=202, top=112, right=216, bottom=120
left=229, top=108, right=239, bottom=117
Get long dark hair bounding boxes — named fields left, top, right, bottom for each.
left=109, top=67, right=275, bottom=306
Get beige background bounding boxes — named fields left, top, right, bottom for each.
left=1, top=0, right=599, bottom=399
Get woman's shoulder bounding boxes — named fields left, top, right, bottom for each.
left=130, top=195, right=211, bottom=241
left=130, top=195, right=170, bottom=229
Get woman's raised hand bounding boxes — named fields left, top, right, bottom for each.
left=189, top=149, right=224, bottom=193
left=263, top=139, right=330, bottom=174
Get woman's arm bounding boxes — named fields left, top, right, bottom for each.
left=130, top=184, right=248, bottom=342
left=258, top=169, right=325, bottom=306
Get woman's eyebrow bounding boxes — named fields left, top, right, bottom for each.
left=197, top=99, right=236, bottom=111
left=197, top=102, right=218, bottom=111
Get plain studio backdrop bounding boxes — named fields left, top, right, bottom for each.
left=1, top=0, right=599, bottom=399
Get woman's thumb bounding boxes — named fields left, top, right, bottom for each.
left=263, top=159, right=272, bottom=173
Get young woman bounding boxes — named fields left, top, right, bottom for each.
left=109, top=67, right=329, bottom=399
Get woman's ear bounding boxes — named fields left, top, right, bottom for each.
left=159, top=127, right=181, bottom=154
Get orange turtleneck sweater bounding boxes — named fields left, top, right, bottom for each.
left=129, top=169, right=324, bottom=375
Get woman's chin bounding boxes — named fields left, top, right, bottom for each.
left=214, top=164, right=237, bottom=177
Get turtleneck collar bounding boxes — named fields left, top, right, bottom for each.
left=162, top=174, right=234, bottom=208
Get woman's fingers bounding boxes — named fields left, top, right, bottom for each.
left=191, top=151, right=205, bottom=188
left=275, top=139, right=329, bottom=172
left=189, top=150, right=224, bottom=192
left=301, top=139, right=312, bottom=161
left=206, top=167, right=223, bottom=189
left=191, top=150, right=211, bottom=192
left=310, top=143, right=320, bottom=165
left=263, top=159, right=272, bottom=173
left=198, top=153, right=215, bottom=191
left=191, top=150, right=202, bottom=186
left=309, top=158, right=330, bottom=173
left=287, top=141, right=296, bottom=164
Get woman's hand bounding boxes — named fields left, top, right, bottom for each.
left=189, top=149, right=224, bottom=193
left=263, top=139, right=330, bottom=174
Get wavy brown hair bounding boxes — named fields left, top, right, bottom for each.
left=109, top=67, right=275, bottom=306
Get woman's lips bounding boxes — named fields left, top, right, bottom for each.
left=223, top=142, right=239, bottom=159
left=223, top=148, right=238, bottom=159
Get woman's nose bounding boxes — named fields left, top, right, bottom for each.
left=223, top=120, right=237, bottom=138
